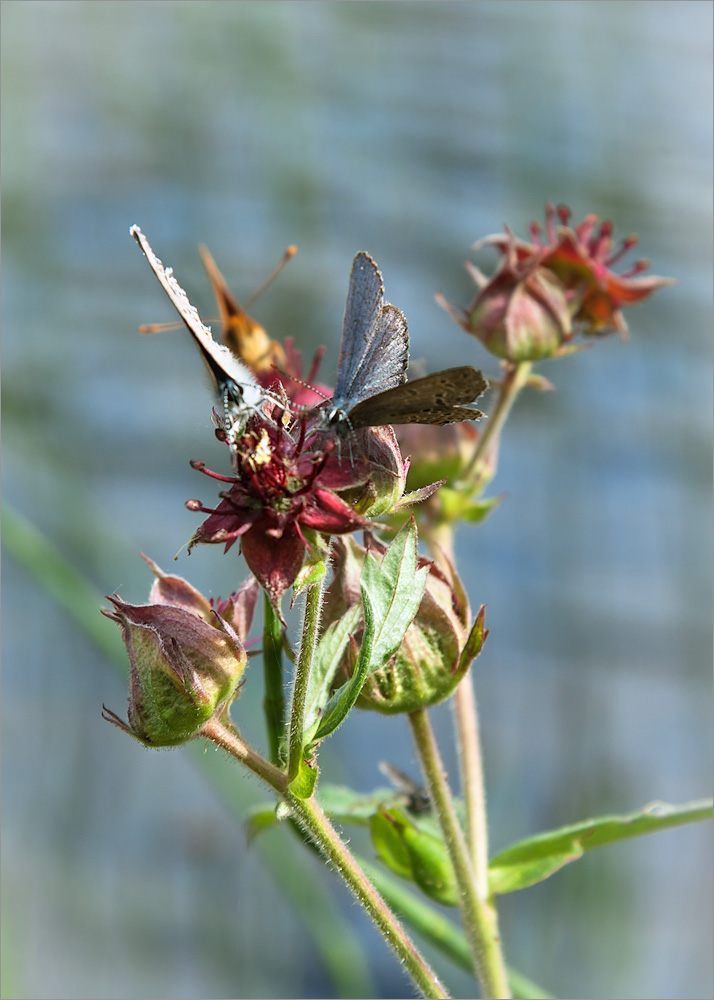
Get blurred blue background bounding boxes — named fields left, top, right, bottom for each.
left=2, top=2, right=712, bottom=998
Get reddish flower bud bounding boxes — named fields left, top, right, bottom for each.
left=141, top=554, right=260, bottom=638
left=465, top=245, right=572, bottom=361
left=539, top=210, right=674, bottom=336
left=101, top=593, right=247, bottom=747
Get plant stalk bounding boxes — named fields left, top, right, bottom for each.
left=426, top=524, right=489, bottom=893
left=448, top=360, right=533, bottom=883
left=199, top=717, right=450, bottom=999
left=460, top=361, right=533, bottom=486
left=200, top=716, right=288, bottom=791
left=262, top=593, right=286, bottom=765
left=453, top=676, right=489, bottom=896
left=409, top=707, right=510, bottom=999
left=287, top=577, right=324, bottom=783
left=290, top=794, right=451, bottom=999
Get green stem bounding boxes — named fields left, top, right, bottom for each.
left=452, top=362, right=533, bottom=883
left=200, top=717, right=288, bottom=792
left=460, top=361, right=533, bottom=486
left=361, top=860, right=554, bottom=999
left=425, top=525, right=489, bottom=894
left=453, top=677, right=489, bottom=897
left=409, top=707, right=510, bottom=999
left=262, top=593, right=286, bottom=765
left=290, top=796, right=450, bottom=999
left=200, top=717, right=450, bottom=999
left=287, top=577, right=324, bottom=783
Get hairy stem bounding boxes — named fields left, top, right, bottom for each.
left=200, top=716, right=288, bottom=792
left=199, top=717, right=450, bottom=999
left=409, top=707, right=510, bottom=999
left=290, top=795, right=451, bottom=999
left=287, top=577, right=325, bottom=783
left=453, top=677, right=489, bottom=895
left=445, top=361, right=533, bottom=882
left=262, top=593, right=286, bottom=765
left=426, top=524, right=489, bottom=892
left=460, top=361, right=533, bottom=485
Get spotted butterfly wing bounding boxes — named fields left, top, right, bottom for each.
left=346, top=366, right=488, bottom=429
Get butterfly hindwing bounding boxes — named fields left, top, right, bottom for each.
left=347, top=366, right=488, bottom=429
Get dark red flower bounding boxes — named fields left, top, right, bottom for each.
left=187, top=401, right=403, bottom=607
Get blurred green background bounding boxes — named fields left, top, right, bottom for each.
left=2, top=2, right=712, bottom=998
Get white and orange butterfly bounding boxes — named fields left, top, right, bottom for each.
left=130, top=225, right=268, bottom=438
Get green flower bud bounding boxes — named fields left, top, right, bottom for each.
left=370, top=806, right=458, bottom=907
left=102, top=593, right=247, bottom=747
left=397, top=422, right=478, bottom=495
left=324, top=537, right=487, bottom=715
left=337, top=426, right=407, bottom=518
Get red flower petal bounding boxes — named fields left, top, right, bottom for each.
left=301, top=489, right=371, bottom=534
left=240, top=516, right=307, bottom=607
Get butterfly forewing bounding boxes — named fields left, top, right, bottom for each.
left=332, top=253, right=409, bottom=408
left=130, top=226, right=265, bottom=425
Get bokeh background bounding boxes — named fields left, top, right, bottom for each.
left=2, top=2, right=712, bottom=998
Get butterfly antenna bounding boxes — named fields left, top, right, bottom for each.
left=271, top=364, right=332, bottom=403
left=245, top=245, right=298, bottom=308
left=139, top=317, right=220, bottom=335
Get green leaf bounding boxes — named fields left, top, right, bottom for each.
left=310, top=584, right=375, bottom=742
left=302, top=605, right=361, bottom=741
left=390, top=481, right=444, bottom=510
left=490, top=798, right=714, bottom=895
left=1, top=505, right=125, bottom=665
left=309, top=521, right=427, bottom=744
left=439, top=487, right=502, bottom=524
left=370, top=809, right=413, bottom=880
left=288, top=754, right=318, bottom=799
left=459, top=495, right=503, bottom=524
left=524, top=372, right=556, bottom=392
left=370, top=807, right=459, bottom=906
left=316, top=783, right=411, bottom=824
left=360, top=519, right=428, bottom=671
left=292, top=554, right=327, bottom=600
left=397, top=817, right=460, bottom=907
left=457, top=604, right=488, bottom=673
left=246, top=807, right=279, bottom=842
left=262, top=594, right=286, bottom=767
